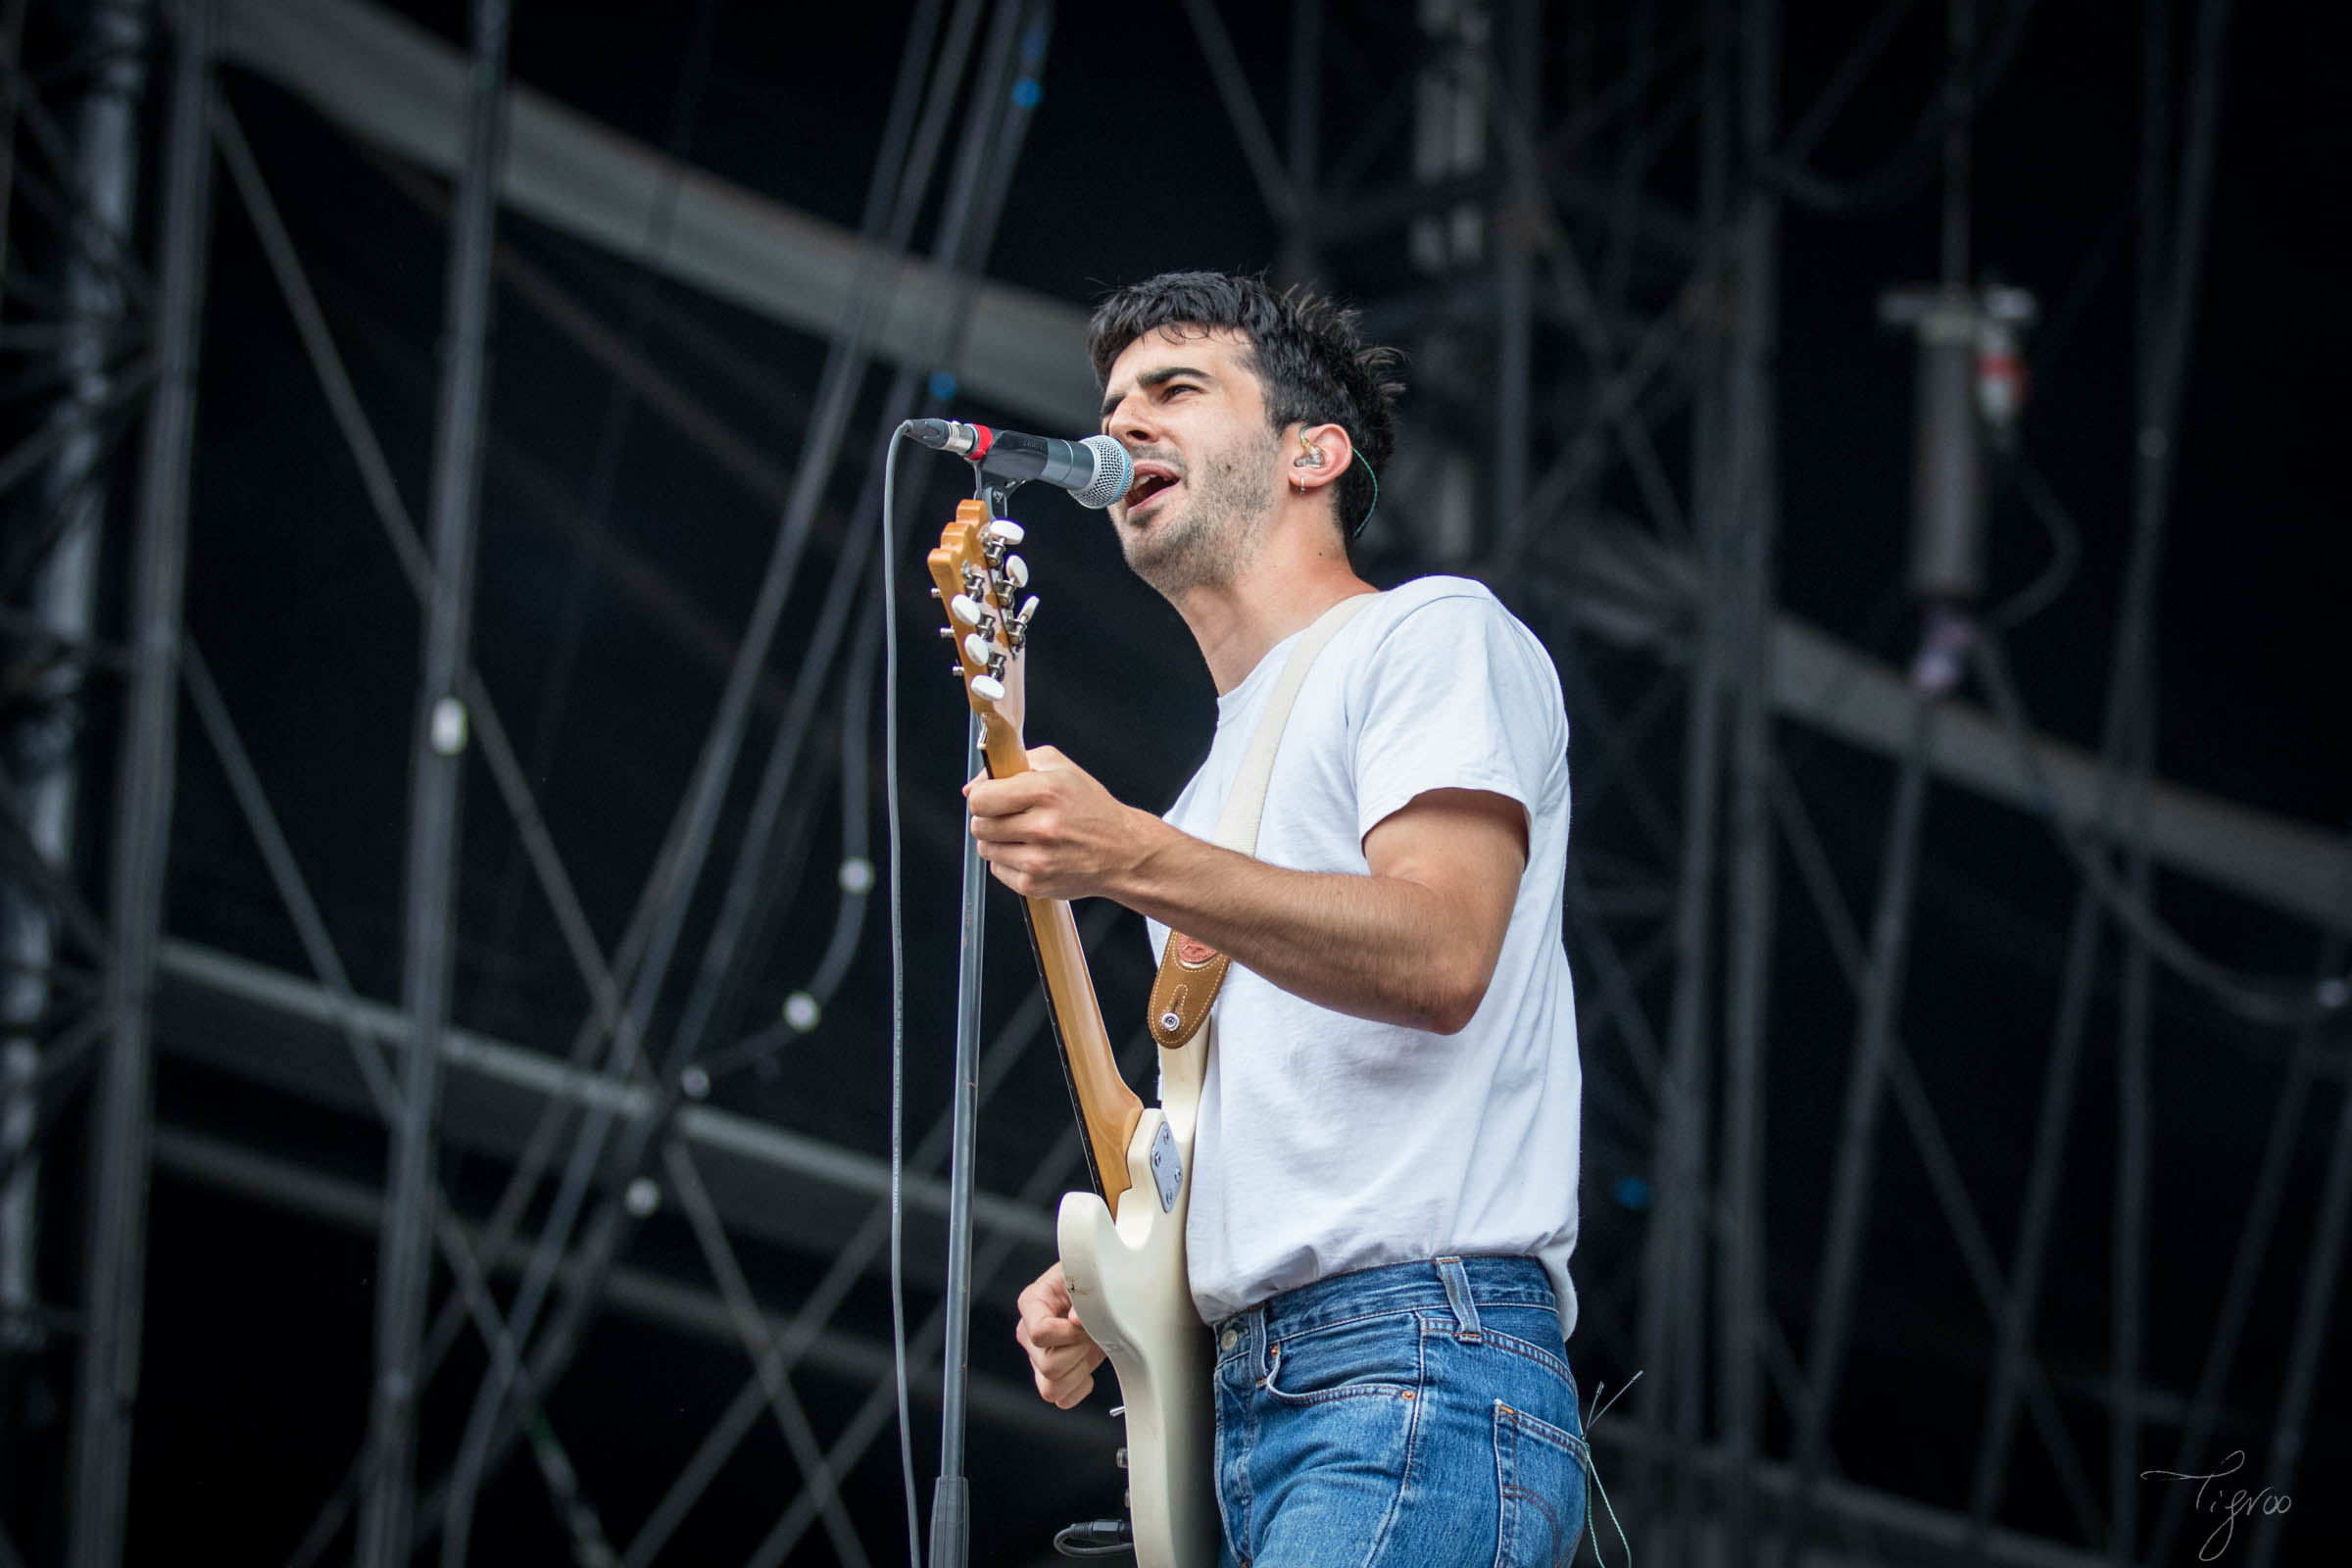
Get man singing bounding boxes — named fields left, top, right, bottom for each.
left=975, top=271, right=1586, bottom=1565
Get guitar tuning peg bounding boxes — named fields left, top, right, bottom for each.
left=949, top=593, right=983, bottom=627
left=970, top=673, right=1005, bottom=703
left=1004, top=554, right=1030, bottom=589
left=937, top=626, right=956, bottom=639
left=963, top=631, right=998, bottom=666
left=1004, top=593, right=1041, bottom=650
left=987, top=518, right=1025, bottom=545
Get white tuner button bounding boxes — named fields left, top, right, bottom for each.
left=987, top=518, right=1025, bottom=545
left=949, top=593, right=983, bottom=626
left=963, top=632, right=996, bottom=665
left=970, top=673, right=1005, bottom=703
left=1004, top=554, right=1030, bottom=589
left=1018, top=594, right=1040, bottom=623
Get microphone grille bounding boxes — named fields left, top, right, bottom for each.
left=1072, top=435, right=1132, bottom=510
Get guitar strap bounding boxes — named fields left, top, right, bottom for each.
left=1147, top=590, right=1381, bottom=1061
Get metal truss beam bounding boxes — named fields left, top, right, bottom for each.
left=1590, top=1426, right=2108, bottom=1568
left=1, top=0, right=149, bottom=1342
left=1550, top=513, right=2349, bottom=931
left=145, top=1125, right=1074, bottom=1447
left=1, top=2, right=151, bottom=1433
left=220, top=0, right=1099, bottom=427
left=216, top=0, right=2348, bottom=931
left=354, top=0, right=507, bottom=1558
left=152, top=940, right=1056, bottom=1267
left=67, top=1, right=213, bottom=1562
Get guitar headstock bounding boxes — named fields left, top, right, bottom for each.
left=926, top=499, right=1039, bottom=772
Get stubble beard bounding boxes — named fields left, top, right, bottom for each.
left=1119, top=424, right=1282, bottom=599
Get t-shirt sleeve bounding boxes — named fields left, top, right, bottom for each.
left=1350, top=591, right=1566, bottom=844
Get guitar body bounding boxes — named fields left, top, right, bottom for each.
left=927, top=499, right=1215, bottom=1564
left=1057, top=1068, right=1218, bottom=1568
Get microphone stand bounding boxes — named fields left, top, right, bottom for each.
left=928, top=474, right=1019, bottom=1568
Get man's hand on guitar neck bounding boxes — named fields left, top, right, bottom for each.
left=1016, top=1261, right=1108, bottom=1408
left=965, top=746, right=1152, bottom=902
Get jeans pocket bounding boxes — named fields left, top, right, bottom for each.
left=1261, top=1312, right=1421, bottom=1405
left=1477, top=1305, right=1576, bottom=1384
left=1492, top=1401, right=1589, bottom=1568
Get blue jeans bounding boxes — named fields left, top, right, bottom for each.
left=1211, top=1256, right=1589, bottom=1568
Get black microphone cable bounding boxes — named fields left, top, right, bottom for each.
left=881, top=423, right=921, bottom=1568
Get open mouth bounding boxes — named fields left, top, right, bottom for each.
left=1125, top=464, right=1180, bottom=519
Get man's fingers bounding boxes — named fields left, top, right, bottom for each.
left=1025, top=1315, right=1090, bottom=1349
left=970, top=811, right=1043, bottom=844
left=1016, top=1262, right=1100, bottom=1407
left=1018, top=1310, right=1104, bottom=1407
left=1033, top=1345, right=1095, bottom=1385
left=966, top=771, right=1054, bottom=814
left=1037, top=1366, right=1094, bottom=1408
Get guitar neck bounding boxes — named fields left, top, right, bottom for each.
left=976, top=709, right=1143, bottom=1217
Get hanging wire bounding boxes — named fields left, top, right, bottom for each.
left=1762, top=0, right=2040, bottom=213
left=1980, top=449, right=2082, bottom=630
left=1970, top=633, right=2351, bottom=1027
left=656, top=0, right=1056, bottom=1093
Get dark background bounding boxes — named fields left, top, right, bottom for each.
left=2, top=0, right=2344, bottom=1563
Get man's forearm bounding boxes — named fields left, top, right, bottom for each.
left=962, top=749, right=1523, bottom=1031
left=1104, top=811, right=1491, bottom=1034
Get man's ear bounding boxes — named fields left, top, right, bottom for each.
left=1288, top=422, right=1356, bottom=494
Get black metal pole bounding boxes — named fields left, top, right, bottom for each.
left=1781, top=699, right=1936, bottom=1562
left=1284, top=0, right=1321, bottom=270
left=1718, top=2, right=1780, bottom=1559
left=4, top=0, right=148, bottom=1488
left=1636, top=1, right=1731, bottom=1551
left=353, top=1, right=510, bottom=1563
left=2246, top=1024, right=2352, bottom=1568
left=2148, top=903, right=2344, bottom=1565
left=65, top=0, right=209, bottom=1561
left=1493, top=0, right=1535, bottom=563
left=929, top=700, right=991, bottom=1568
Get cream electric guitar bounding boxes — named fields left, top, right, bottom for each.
left=926, top=502, right=1219, bottom=1568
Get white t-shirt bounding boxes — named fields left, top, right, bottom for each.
left=1147, top=575, right=1582, bottom=1338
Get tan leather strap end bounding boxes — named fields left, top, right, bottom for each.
left=1148, top=929, right=1231, bottom=1050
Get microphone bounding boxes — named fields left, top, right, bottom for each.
left=903, top=419, right=1133, bottom=510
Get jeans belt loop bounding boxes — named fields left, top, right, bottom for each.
left=1435, top=1255, right=1482, bottom=1339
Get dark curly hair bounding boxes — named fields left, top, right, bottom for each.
left=1087, top=271, right=1403, bottom=541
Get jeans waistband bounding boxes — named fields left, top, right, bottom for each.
left=1216, top=1255, right=1554, bottom=1343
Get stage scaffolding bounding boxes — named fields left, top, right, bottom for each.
left=0, top=0, right=2343, bottom=1565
